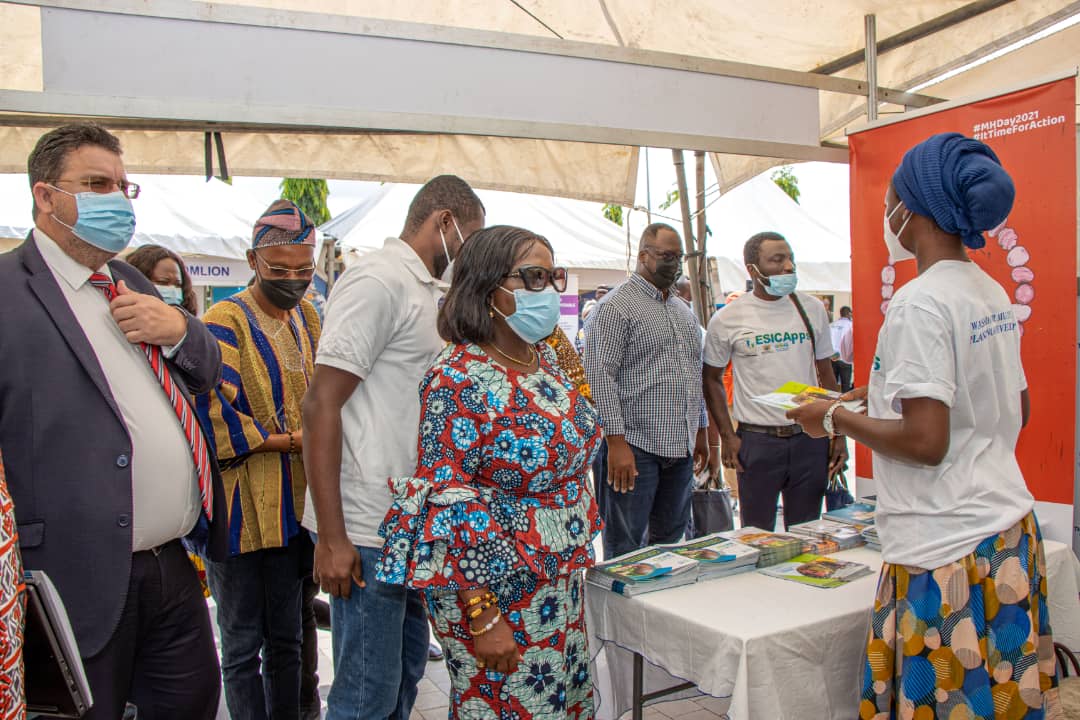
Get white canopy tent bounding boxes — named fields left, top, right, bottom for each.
left=628, top=173, right=852, bottom=295
left=2, top=1, right=1078, bottom=204
left=323, top=182, right=637, bottom=288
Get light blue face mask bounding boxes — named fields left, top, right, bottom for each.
left=494, top=286, right=561, bottom=344
left=50, top=187, right=136, bottom=253
left=155, top=284, right=184, bottom=306
left=752, top=264, right=798, bottom=297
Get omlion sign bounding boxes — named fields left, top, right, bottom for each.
left=181, top=257, right=254, bottom=288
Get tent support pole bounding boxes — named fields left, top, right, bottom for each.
left=694, top=150, right=714, bottom=323
left=865, top=15, right=879, bottom=122
left=672, top=149, right=704, bottom=325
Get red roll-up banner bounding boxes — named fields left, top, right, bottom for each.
left=848, top=77, right=1077, bottom=536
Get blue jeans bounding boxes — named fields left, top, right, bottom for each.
left=322, top=542, right=428, bottom=720
left=600, top=444, right=694, bottom=559
left=206, top=541, right=304, bottom=720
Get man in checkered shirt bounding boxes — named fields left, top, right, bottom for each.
left=583, top=223, right=709, bottom=559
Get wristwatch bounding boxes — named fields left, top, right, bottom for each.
left=822, top=401, right=843, bottom=437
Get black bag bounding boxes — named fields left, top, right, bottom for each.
left=824, top=469, right=855, bottom=511
left=691, top=476, right=735, bottom=536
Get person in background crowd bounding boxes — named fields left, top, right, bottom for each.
left=0, top=451, right=24, bottom=720
left=196, top=199, right=321, bottom=720
left=702, top=232, right=846, bottom=532
left=788, top=132, right=1061, bottom=719
left=829, top=306, right=854, bottom=393
left=716, top=291, right=743, bottom=500
left=303, top=176, right=484, bottom=720
left=126, top=244, right=200, bottom=316
left=584, top=223, right=708, bottom=559
left=546, top=325, right=592, bottom=400
left=0, top=122, right=226, bottom=719
left=377, top=225, right=602, bottom=719
left=304, top=284, right=327, bottom=322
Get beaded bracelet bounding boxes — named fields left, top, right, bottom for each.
left=287, top=432, right=296, bottom=454
left=469, top=611, right=502, bottom=637
left=468, top=600, right=496, bottom=620
left=465, top=591, right=496, bottom=608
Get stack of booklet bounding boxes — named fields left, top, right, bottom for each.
left=666, top=533, right=760, bottom=580
left=822, top=501, right=877, bottom=528
left=788, top=518, right=866, bottom=551
left=587, top=546, right=700, bottom=597
left=861, top=526, right=880, bottom=550
left=720, top=527, right=805, bottom=567
left=759, top=553, right=875, bottom=589
left=586, top=534, right=762, bottom=596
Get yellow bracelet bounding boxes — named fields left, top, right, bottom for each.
left=468, top=600, right=497, bottom=620
left=469, top=611, right=502, bottom=637
left=465, top=591, right=496, bottom=608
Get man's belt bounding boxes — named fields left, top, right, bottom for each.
left=738, top=423, right=804, bottom=438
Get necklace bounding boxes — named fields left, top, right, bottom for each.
left=490, top=341, right=536, bottom=368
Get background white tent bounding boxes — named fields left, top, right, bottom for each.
left=628, top=173, right=852, bottom=295
left=322, top=183, right=638, bottom=289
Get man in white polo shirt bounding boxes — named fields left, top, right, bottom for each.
left=302, top=176, right=485, bottom=720
left=703, top=231, right=847, bottom=532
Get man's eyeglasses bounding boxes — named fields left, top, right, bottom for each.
left=256, top=254, right=316, bottom=280
left=504, top=265, right=568, bottom=293
left=643, top=246, right=684, bottom=263
left=51, top=177, right=141, bottom=199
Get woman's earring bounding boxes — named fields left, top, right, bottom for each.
left=489, top=307, right=495, bottom=318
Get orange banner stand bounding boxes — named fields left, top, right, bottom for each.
left=848, top=76, right=1077, bottom=537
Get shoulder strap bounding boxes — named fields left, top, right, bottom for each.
left=790, top=294, right=822, bottom=386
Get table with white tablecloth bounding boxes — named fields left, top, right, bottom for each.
left=587, top=541, right=1080, bottom=720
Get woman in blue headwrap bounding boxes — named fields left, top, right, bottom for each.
left=789, top=133, right=1060, bottom=718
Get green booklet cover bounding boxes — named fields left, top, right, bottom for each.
left=758, top=553, right=874, bottom=588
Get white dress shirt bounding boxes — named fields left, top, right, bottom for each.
left=34, top=229, right=200, bottom=551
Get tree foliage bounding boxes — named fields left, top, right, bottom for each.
left=280, top=178, right=331, bottom=225
left=602, top=203, right=624, bottom=226
left=771, top=166, right=800, bottom=204
left=659, top=188, right=680, bottom=211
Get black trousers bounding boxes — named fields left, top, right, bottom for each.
left=736, top=429, right=829, bottom=532
left=831, top=360, right=853, bottom=394
left=81, top=540, right=221, bottom=720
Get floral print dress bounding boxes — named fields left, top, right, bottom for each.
left=378, top=342, right=602, bottom=719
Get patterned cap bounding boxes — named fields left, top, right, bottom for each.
left=252, top=199, right=316, bottom=248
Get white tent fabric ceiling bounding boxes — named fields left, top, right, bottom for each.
left=1, top=0, right=1078, bottom=203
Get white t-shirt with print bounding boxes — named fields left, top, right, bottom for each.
left=704, top=291, right=834, bottom=426
left=302, top=238, right=446, bottom=548
left=868, top=260, right=1032, bottom=569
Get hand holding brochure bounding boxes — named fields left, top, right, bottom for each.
left=752, top=381, right=865, bottom=412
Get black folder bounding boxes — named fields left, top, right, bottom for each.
left=23, top=571, right=92, bottom=718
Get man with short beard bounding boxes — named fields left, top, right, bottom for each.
left=303, top=175, right=485, bottom=720
left=583, top=223, right=709, bottom=559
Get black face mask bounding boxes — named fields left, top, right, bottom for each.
left=259, top=277, right=309, bottom=310
left=651, top=259, right=682, bottom=289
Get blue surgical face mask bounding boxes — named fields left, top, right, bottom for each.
left=50, top=186, right=136, bottom=253
left=494, top=286, right=561, bottom=344
left=752, top=264, right=798, bottom=297
left=155, top=284, right=184, bottom=306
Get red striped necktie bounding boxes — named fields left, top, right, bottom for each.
left=88, top=273, right=213, bottom=521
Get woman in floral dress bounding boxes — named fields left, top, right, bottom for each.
left=378, top=225, right=602, bottom=719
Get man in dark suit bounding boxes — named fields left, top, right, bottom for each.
left=0, top=123, right=227, bottom=719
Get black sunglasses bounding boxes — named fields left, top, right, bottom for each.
left=503, top=265, right=569, bottom=293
